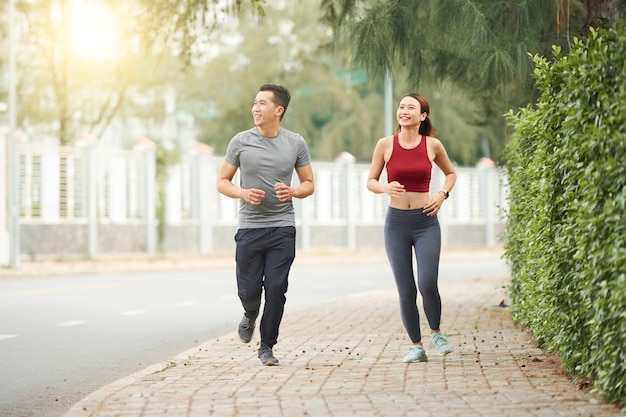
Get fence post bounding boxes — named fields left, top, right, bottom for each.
left=134, top=142, right=157, bottom=256
left=0, top=131, right=8, bottom=265
left=195, top=147, right=214, bottom=253
left=338, top=152, right=356, bottom=250
left=85, top=145, right=98, bottom=258
left=483, top=167, right=496, bottom=246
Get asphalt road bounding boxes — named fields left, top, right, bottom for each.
left=0, top=252, right=508, bottom=417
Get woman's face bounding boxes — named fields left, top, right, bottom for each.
left=396, top=96, right=426, bottom=128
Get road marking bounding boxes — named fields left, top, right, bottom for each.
left=120, top=309, right=146, bottom=316
left=177, top=301, right=198, bottom=307
left=57, top=320, right=88, bottom=327
left=0, top=334, right=18, bottom=341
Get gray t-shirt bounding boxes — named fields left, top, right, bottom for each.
left=224, top=127, right=311, bottom=228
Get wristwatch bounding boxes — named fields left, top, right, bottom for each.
left=439, top=189, right=449, bottom=199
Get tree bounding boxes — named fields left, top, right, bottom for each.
left=319, top=0, right=624, bottom=161
left=582, top=0, right=626, bottom=33
left=4, top=0, right=266, bottom=223
left=9, top=0, right=265, bottom=145
left=171, top=0, right=498, bottom=164
left=135, top=0, right=266, bottom=64
left=174, top=0, right=389, bottom=162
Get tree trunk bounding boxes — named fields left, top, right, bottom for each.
left=582, top=0, right=624, bottom=34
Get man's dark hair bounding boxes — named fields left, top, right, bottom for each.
left=259, top=84, right=291, bottom=120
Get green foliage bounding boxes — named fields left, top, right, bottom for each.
left=177, top=0, right=386, bottom=162
left=320, top=0, right=593, bottom=162
left=4, top=0, right=522, bottom=165
left=504, top=24, right=626, bottom=405
left=8, top=0, right=264, bottom=145
left=5, top=0, right=551, bottom=165
left=178, top=1, right=492, bottom=164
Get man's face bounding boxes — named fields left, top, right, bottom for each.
left=252, top=91, right=282, bottom=126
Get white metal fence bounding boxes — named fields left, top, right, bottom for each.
left=17, top=143, right=508, bottom=258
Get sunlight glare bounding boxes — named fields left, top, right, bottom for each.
left=70, top=5, right=120, bottom=60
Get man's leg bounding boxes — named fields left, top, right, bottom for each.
left=234, top=228, right=266, bottom=342
left=259, top=226, right=296, bottom=348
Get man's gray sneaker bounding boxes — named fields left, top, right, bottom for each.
left=258, top=346, right=279, bottom=366
left=430, top=332, right=454, bottom=355
left=238, top=315, right=256, bottom=343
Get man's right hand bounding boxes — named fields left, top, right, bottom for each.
left=242, top=188, right=266, bottom=205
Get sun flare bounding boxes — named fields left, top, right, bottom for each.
left=69, top=4, right=120, bottom=60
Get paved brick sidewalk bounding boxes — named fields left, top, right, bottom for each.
left=63, top=273, right=622, bottom=417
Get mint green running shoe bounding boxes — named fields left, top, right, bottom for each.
left=430, top=332, right=454, bottom=355
left=403, top=345, right=428, bottom=363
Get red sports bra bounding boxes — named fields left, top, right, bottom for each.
left=385, top=134, right=432, bottom=192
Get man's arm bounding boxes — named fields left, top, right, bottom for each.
left=217, top=161, right=266, bottom=205
left=293, top=164, right=314, bottom=198
left=216, top=161, right=240, bottom=198
left=274, top=164, right=314, bottom=202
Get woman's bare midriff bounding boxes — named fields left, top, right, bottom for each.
left=389, top=191, right=431, bottom=210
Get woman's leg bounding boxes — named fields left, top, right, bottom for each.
left=414, top=214, right=454, bottom=355
left=414, top=215, right=442, bottom=332
left=385, top=208, right=422, bottom=343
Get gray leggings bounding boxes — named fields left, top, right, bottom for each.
left=384, top=207, right=442, bottom=343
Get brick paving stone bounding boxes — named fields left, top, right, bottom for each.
left=61, top=273, right=624, bottom=417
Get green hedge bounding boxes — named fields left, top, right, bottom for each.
left=503, top=24, right=626, bottom=405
